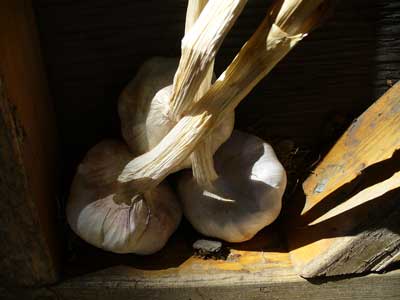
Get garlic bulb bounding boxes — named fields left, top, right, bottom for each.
left=67, top=140, right=181, bottom=254
left=118, top=57, right=234, bottom=169
left=177, top=131, right=286, bottom=242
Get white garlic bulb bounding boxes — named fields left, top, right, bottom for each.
left=118, top=57, right=234, bottom=168
left=66, top=140, right=181, bottom=254
left=177, top=130, right=286, bottom=242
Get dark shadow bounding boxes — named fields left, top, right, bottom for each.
left=304, top=149, right=400, bottom=225
left=63, top=219, right=195, bottom=279
left=285, top=149, right=400, bottom=251
left=288, top=187, right=400, bottom=249
left=306, top=271, right=379, bottom=285
left=63, top=215, right=287, bottom=280
left=234, top=0, right=379, bottom=150
left=225, top=223, right=286, bottom=252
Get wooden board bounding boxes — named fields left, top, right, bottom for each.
left=0, top=0, right=59, bottom=287
left=1, top=264, right=400, bottom=299
left=285, top=82, right=400, bottom=278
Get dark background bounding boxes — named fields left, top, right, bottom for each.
left=33, top=0, right=399, bottom=185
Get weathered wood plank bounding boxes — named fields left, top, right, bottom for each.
left=1, top=268, right=400, bottom=300
left=304, top=82, right=400, bottom=211
left=54, top=269, right=400, bottom=300
left=285, top=82, right=400, bottom=277
left=0, top=0, right=59, bottom=287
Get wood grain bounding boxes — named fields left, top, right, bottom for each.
left=1, top=268, right=400, bottom=300
left=51, top=269, right=400, bottom=300
left=0, top=0, right=58, bottom=287
left=285, top=83, right=400, bottom=277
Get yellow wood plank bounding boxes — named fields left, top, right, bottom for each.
left=303, top=81, right=400, bottom=212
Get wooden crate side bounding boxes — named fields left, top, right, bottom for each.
left=0, top=0, right=59, bottom=287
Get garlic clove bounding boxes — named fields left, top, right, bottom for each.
left=67, top=140, right=182, bottom=254
left=118, top=57, right=234, bottom=169
left=177, top=130, right=286, bottom=243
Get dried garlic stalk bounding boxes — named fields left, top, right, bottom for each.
left=118, top=0, right=240, bottom=178
left=169, top=0, right=247, bottom=119
left=118, top=0, right=330, bottom=191
left=172, top=0, right=246, bottom=187
left=182, top=0, right=221, bottom=188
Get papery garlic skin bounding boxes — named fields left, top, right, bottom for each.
left=118, top=57, right=234, bottom=168
left=178, top=130, right=286, bottom=243
left=67, top=140, right=181, bottom=254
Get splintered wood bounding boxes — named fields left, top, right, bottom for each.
left=286, top=82, right=400, bottom=278
left=302, top=82, right=400, bottom=212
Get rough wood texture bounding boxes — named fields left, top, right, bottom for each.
left=0, top=0, right=58, bottom=287
left=285, top=82, right=400, bottom=278
left=1, top=267, right=400, bottom=300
